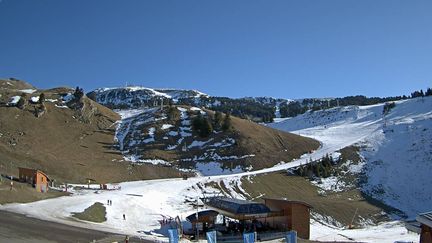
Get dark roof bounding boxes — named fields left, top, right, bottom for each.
left=204, top=197, right=271, bottom=215
left=416, top=211, right=432, bottom=228
left=186, top=210, right=219, bottom=223
left=18, top=167, right=51, bottom=181
left=263, top=197, right=313, bottom=208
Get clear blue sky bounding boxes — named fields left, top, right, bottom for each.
left=0, top=0, right=431, bottom=99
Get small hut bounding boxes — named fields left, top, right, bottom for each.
left=18, top=167, right=50, bottom=192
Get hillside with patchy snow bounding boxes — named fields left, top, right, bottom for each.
left=88, top=86, right=296, bottom=122
left=270, top=96, right=432, bottom=219
left=87, top=86, right=207, bottom=109
left=113, top=105, right=319, bottom=175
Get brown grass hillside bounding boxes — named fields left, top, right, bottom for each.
left=0, top=80, right=183, bottom=183
left=231, top=114, right=320, bottom=169
left=0, top=79, right=319, bottom=184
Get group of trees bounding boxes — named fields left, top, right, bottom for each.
left=191, top=111, right=232, bottom=138
left=192, top=113, right=214, bottom=137
left=382, top=102, right=396, bottom=115
left=294, top=154, right=339, bottom=179
left=180, top=88, right=432, bottom=123
left=178, top=96, right=275, bottom=123
left=279, top=88, right=432, bottom=118
left=74, top=86, right=85, bottom=100
left=166, top=105, right=180, bottom=121
left=411, top=88, right=432, bottom=98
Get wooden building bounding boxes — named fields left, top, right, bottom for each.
left=204, top=197, right=271, bottom=220
left=203, top=197, right=312, bottom=239
left=261, top=198, right=312, bottom=239
left=18, top=167, right=50, bottom=192
left=186, top=210, right=219, bottom=233
left=416, top=211, right=432, bottom=243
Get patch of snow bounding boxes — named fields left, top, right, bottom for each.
left=7, top=96, right=20, bottom=105
left=188, top=139, right=214, bottom=149
left=181, top=120, right=190, bottom=126
left=62, top=93, right=74, bottom=102
left=196, top=162, right=244, bottom=176
left=161, top=124, right=174, bottom=130
left=55, top=104, right=69, bottom=109
left=115, top=109, right=146, bottom=119
left=310, top=219, right=418, bottom=243
left=124, top=155, right=170, bottom=166
left=179, top=130, right=192, bottom=137
left=211, top=138, right=236, bottom=148
left=311, top=176, right=346, bottom=192
left=19, top=89, right=36, bottom=94
left=30, top=96, right=39, bottom=103
left=190, top=107, right=202, bottom=111
left=168, top=131, right=178, bottom=136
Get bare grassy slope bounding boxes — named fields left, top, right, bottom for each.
left=230, top=115, right=320, bottom=169
left=0, top=84, right=181, bottom=183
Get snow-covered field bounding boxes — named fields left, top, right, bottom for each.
left=2, top=97, right=430, bottom=242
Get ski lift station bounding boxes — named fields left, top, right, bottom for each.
left=186, top=196, right=312, bottom=240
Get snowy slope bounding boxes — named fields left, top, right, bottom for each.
left=270, top=96, right=432, bottom=219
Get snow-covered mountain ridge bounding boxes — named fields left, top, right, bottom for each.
left=270, top=96, right=432, bottom=219
left=87, top=86, right=208, bottom=109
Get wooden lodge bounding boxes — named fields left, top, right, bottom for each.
left=261, top=198, right=312, bottom=239
left=417, top=211, right=432, bottom=243
left=196, top=196, right=312, bottom=240
left=18, top=167, right=50, bottom=192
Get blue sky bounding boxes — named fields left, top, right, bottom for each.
left=0, top=0, right=431, bottom=99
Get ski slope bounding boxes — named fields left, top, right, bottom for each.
left=2, top=97, right=430, bottom=242
left=271, top=96, right=432, bottom=219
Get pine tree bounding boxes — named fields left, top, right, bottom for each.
left=167, top=106, right=180, bottom=121
left=222, top=113, right=232, bottom=132
left=192, top=113, right=204, bottom=132
left=39, top=93, right=45, bottom=104
left=199, top=118, right=213, bottom=137
left=17, top=93, right=27, bottom=109
left=314, top=164, right=321, bottom=178
left=213, top=111, right=223, bottom=129
left=74, top=86, right=84, bottom=100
